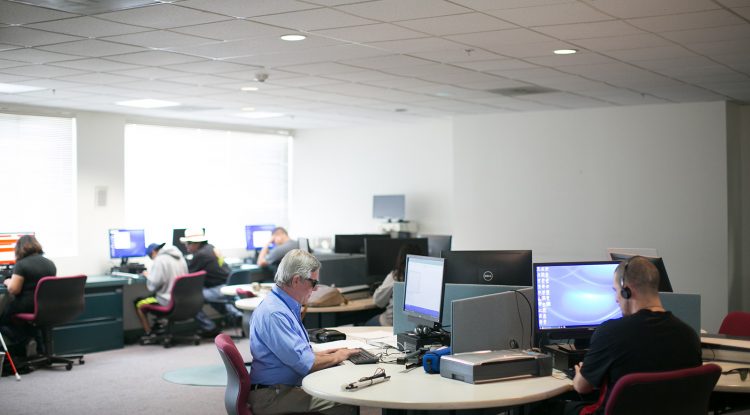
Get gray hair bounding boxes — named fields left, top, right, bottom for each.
left=275, top=249, right=321, bottom=286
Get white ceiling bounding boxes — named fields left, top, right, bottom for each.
left=0, top=0, right=748, bottom=130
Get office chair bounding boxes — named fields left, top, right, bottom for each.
left=719, top=311, right=750, bottom=337
left=140, top=271, right=206, bottom=348
left=227, top=269, right=253, bottom=286
left=604, top=364, right=721, bottom=415
left=12, top=275, right=87, bottom=371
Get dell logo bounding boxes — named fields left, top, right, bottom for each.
left=483, top=271, right=494, bottom=282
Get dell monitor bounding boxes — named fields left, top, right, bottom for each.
left=442, top=250, right=532, bottom=286
left=373, top=194, right=405, bottom=221
left=419, top=234, right=452, bottom=258
left=333, top=233, right=390, bottom=254
left=365, top=237, right=428, bottom=277
left=608, top=252, right=673, bottom=292
left=534, top=261, right=621, bottom=345
left=245, top=224, right=275, bottom=250
left=109, top=229, right=146, bottom=265
left=403, top=255, right=447, bottom=328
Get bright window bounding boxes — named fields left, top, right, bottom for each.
left=0, top=113, right=77, bottom=257
left=123, top=124, right=290, bottom=249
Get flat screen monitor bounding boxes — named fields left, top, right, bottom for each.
left=442, top=250, right=532, bottom=286
left=245, top=224, right=275, bottom=250
left=419, top=234, right=452, bottom=258
left=403, top=255, right=446, bottom=326
left=365, top=237, right=428, bottom=277
left=609, top=252, right=673, bottom=292
left=534, top=261, right=621, bottom=340
left=0, top=232, right=35, bottom=265
left=334, top=233, right=390, bottom=254
left=109, top=229, right=146, bottom=259
left=373, top=194, right=405, bottom=221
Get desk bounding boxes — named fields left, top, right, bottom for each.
left=302, top=327, right=573, bottom=411
left=709, top=361, right=750, bottom=393
left=220, top=283, right=275, bottom=297
left=235, top=296, right=378, bottom=329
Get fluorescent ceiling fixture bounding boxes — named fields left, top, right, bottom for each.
left=240, top=86, right=258, bottom=91
left=236, top=111, right=285, bottom=119
left=115, top=99, right=180, bottom=108
left=280, top=34, right=306, bottom=41
left=0, top=83, right=45, bottom=93
left=554, top=49, right=578, bottom=55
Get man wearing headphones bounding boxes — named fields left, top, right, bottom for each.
left=564, top=256, right=701, bottom=415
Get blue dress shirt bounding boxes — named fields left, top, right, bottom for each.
left=249, top=285, right=314, bottom=386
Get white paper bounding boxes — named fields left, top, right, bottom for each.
left=311, top=339, right=377, bottom=352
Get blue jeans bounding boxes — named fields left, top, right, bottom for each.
left=195, top=285, right=243, bottom=331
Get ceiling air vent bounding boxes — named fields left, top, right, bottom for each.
left=487, top=86, right=558, bottom=97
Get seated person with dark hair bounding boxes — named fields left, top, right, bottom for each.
left=257, top=227, right=298, bottom=269
left=249, top=249, right=358, bottom=415
left=367, top=243, right=426, bottom=326
left=548, top=256, right=701, bottom=415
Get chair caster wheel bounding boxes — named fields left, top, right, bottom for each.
left=79, top=359, right=85, bottom=364
left=66, top=363, right=72, bottom=371
left=194, top=339, right=200, bottom=345
left=163, top=342, right=172, bottom=348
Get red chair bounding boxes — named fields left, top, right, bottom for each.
left=604, top=364, right=721, bottom=415
left=139, top=271, right=206, bottom=348
left=12, top=275, right=87, bottom=371
left=215, top=333, right=251, bottom=415
left=719, top=311, right=750, bottom=337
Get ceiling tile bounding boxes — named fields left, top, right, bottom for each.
left=472, top=41, right=579, bottom=59
left=0, top=27, right=82, bottom=47
left=7, top=78, right=88, bottom=89
left=277, top=62, right=361, bottom=75
left=447, top=29, right=558, bottom=48
left=0, top=64, right=85, bottom=78
left=660, top=25, right=750, bottom=44
left=0, top=58, right=26, bottom=69
left=169, top=74, right=237, bottom=86
left=229, top=44, right=390, bottom=68
left=102, top=30, right=216, bottom=49
left=28, top=16, right=150, bottom=37
left=39, top=39, right=145, bottom=57
left=734, top=7, right=750, bottom=20
left=572, top=33, right=673, bottom=51
left=580, top=0, right=719, bottom=19
left=267, top=76, right=342, bottom=87
left=19, top=88, right=92, bottom=99
left=95, top=4, right=228, bottom=29
left=452, top=58, right=539, bottom=72
left=362, top=77, right=439, bottom=89
left=524, top=92, right=609, bottom=108
left=688, top=39, right=750, bottom=57
left=58, top=72, right=140, bottom=84
left=0, top=44, right=18, bottom=52
left=336, top=0, right=470, bottom=21
left=106, top=50, right=205, bottom=65
left=313, top=23, right=426, bottom=43
left=410, top=48, right=501, bottom=63
left=321, top=70, right=401, bottom=83
left=449, top=0, right=576, bottom=11
left=627, top=9, right=745, bottom=33
left=368, top=37, right=474, bottom=54
left=50, top=58, right=143, bottom=72
left=163, top=60, right=253, bottom=74
left=0, top=48, right=80, bottom=63
left=0, top=1, right=76, bottom=25
left=525, top=52, right=616, bottom=67
left=171, top=20, right=289, bottom=41
left=171, top=35, right=341, bottom=60
left=486, top=3, right=613, bottom=26
left=342, top=54, right=434, bottom=70
left=395, top=13, right=516, bottom=36
left=0, top=73, right=34, bottom=83
left=115, top=80, right=222, bottom=95
left=604, top=45, right=699, bottom=62
left=534, top=20, right=645, bottom=40
left=112, top=66, right=188, bottom=79
left=179, top=0, right=320, bottom=18
left=250, top=8, right=376, bottom=31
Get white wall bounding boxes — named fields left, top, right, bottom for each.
left=291, top=119, right=454, bottom=240
left=452, top=102, right=729, bottom=331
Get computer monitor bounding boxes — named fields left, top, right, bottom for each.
left=534, top=261, right=621, bottom=342
left=442, top=250, right=532, bottom=286
left=365, top=237, right=428, bottom=277
left=419, top=234, right=452, bottom=257
left=245, top=224, right=275, bottom=250
left=403, top=255, right=446, bottom=327
left=0, top=232, right=34, bottom=265
left=608, top=252, right=674, bottom=292
left=108, top=229, right=146, bottom=263
left=373, top=194, right=405, bottom=221
left=333, top=233, right=390, bottom=254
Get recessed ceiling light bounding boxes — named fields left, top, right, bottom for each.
left=554, top=49, right=578, bottom=55
left=240, top=86, right=258, bottom=91
left=241, top=107, right=255, bottom=112
left=0, top=83, right=45, bottom=93
left=115, top=99, right=180, bottom=109
left=236, top=111, right=285, bottom=119
left=280, top=34, right=306, bottom=41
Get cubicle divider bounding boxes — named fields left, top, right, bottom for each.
left=660, top=292, right=701, bottom=333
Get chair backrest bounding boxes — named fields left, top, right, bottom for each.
left=604, top=364, right=722, bottom=415
left=215, top=333, right=251, bottom=415
left=167, top=271, right=206, bottom=321
left=719, top=311, right=750, bottom=337
left=227, top=269, right=252, bottom=286
left=31, top=275, right=88, bottom=326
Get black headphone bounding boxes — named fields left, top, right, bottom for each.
left=620, top=259, right=632, bottom=300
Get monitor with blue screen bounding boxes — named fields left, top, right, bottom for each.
left=403, top=255, right=446, bottom=327
left=245, top=224, right=275, bottom=250
left=534, top=261, right=621, bottom=341
left=109, top=229, right=146, bottom=264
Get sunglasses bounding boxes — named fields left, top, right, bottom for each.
left=302, top=276, right=319, bottom=288
left=723, top=368, right=750, bottom=381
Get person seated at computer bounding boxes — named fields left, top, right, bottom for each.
left=249, top=249, right=358, bottom=415
left=0, top=235, right=56, bottom=344
left=181, top=228, right=242, bottom=337
left=550, top=256, right=701, bottom=415
left=257, top=226, right=298, bottom=268
left=134, top=242, right=188, bottom=338
left=366, top=243, right=426, bottom=326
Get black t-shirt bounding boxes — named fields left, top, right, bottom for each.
left=580, top=309, right=702, bottom=414
left=188, top=243, right=230, bottom=288
left=11, top=253, right=57, bottom=313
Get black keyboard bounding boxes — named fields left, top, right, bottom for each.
left=348, top=348, right=378, bottom=365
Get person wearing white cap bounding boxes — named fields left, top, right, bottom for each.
left=181, top=228, right=242, bottom=336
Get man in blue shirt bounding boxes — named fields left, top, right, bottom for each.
left=249, top=249, right=357, bottom=415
